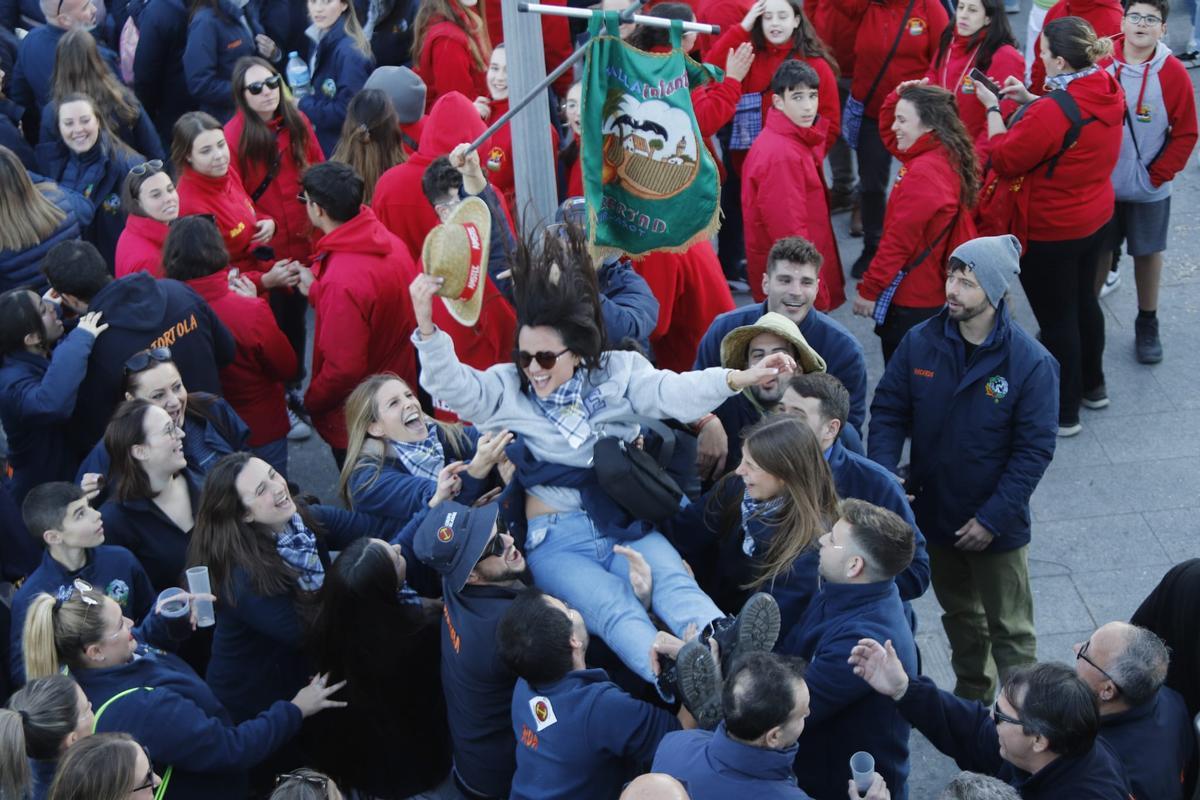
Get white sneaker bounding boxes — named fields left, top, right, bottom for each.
left=287, top=408, right=312, bottom=440
left=1099, top=270, right=1120, bottom=298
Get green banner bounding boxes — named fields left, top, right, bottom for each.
left=581, top=13, right=722, bottom=256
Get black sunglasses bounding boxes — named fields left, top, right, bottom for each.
left=476, top=533, right=507, bottom=564
left=123, top=347, right=172, bottom=375
left=245, top=74, right=283, bottom=95
left=991, top=703, right=1025, bottom=728
left=1076, top=639, right=1124, bottom=694
left=514, top=347, right=570, bottom=370
left=130, top=159, right=163, bottom=177
left=275, top=772, right=329, bottom=791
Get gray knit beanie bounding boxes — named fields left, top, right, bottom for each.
left=948, top=235, right=1021, bottom=308
left=363, top=66, right=427, bottom=124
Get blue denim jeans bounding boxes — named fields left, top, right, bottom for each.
left=525, top=511, right=724, bottom=682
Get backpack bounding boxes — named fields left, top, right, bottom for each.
left=974, top=90, right=1096, bottom=248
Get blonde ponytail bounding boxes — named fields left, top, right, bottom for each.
left=24, top=594, right=62, bottom=680
left=23, top=589, right=109, bottom=680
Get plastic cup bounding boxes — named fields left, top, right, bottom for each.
left=157, top=587, right=190, bottom=619
left=185, top=566, right=216, bottom=627
left=850, top=751, right=875, bottom=794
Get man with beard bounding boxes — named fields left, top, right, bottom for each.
left=868, top=235, right=1060, bottom=703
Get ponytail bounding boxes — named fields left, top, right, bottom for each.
left=1087, top=36, right=1114, bottom=63
left=23, top=590, right=109, bottom=680
left=1042, top=16, right=1110, bottom=70
left=0, top=708, right=32, bottom=800
left=24, top=594, right=62, bottom=680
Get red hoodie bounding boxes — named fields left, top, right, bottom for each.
left=858, top=91, right=978, bottom=307
left=696, top=0, right=751, bottom=59
left=925, top=33, right=1025, bottom=155
left=115, top=214, right=170, bottom=278
left=988, top=68, right=1124, bottom=241
left=811, top=0, right=857, bottom=76
left=1029, top=0, right=1123, bottom=94
left=742, top=110, right=845, bottom=310
left=176, top=164, right=271, bottom=289
left=373, top=92, right=489, bottom=259
left=305, top=206, right=420, bottom=448
left=417, top=12, right=491, bottom=111
left=224, top=109, right=326, bottom=265
left=484, top=0, right=573, bottom=97
left=186, top=271, right=296, bottom=445
left=836, top=0, right=948, bottom=119
left=481, top=97, right=560, bottom=219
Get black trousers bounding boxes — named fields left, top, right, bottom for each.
left=269, top=287, right=308, bottom=385
left=876, top=304, right=943, bottom=365
left=856, top=115, right=893, bottom=251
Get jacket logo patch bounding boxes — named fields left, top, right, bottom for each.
left=437, top=526, right=454, bottom=542
left=106, top=579, right=131, bottom=607
left=907, top=17, right=925, bottom=36
left=984, top=375, right=1009, bottom=403
left=227, top=38, right=244, bottom=50
left=487, top=146, right=505, bottom=172
left=321, top=78, right=337, bottom=98
left=529, top=696, right=557, bottom=731
left=961, top=75, right=976, bottom=95
left=229, top=221, right=246, bottom=238
left=913, top=368, right=935, bottom=378
left=1136, top=105, right=1152, bottom=123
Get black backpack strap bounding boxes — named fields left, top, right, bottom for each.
left=602, top=414, right=678, bottom=468
left=1041, top=89, right=1094, bottom=179
left=859, top=0, right=921, bottom=112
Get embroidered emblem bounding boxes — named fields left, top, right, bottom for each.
left=321, top=78, right=337, bottom=98
left=984, top=375, right=1009, bottom=403
left=907, top=17, right=926, bottom=36
left=437, top=526, right=454, bottom=543
left=106, top=579, right=131, bottom=607
left=529, top=696, right=558, bottom=731
left=1136, top=105, right=1152, bottom=123
left=487, top=146, right=505, bottom=172
left=961, top=75, right=976, bottom=95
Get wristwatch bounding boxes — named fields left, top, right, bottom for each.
left=986, top=105, right=1002, bottom=116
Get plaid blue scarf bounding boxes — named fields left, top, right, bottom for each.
left=730, top=92, right=764, bottom=150
left=532, top=371, right=592, bottom=449
left=276, top=514, right=324, bottom=592
left=1045, top=64, right=1100, bottom=93
left=391, top=424, right=445, bottom=481
left=740, top=489, right=785, bottom=557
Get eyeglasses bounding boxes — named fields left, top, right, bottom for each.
left=1076, top=639, right=1124, bottom=694
left=514, top=348, right=570, bottom=370
left=245, top=74, right=282, bottom=95
left=297, top=192, right=311, bottom=206
left=130, top=746, right=158, bottom=794
left=130, top=159, right=163, bottom=176
left=991, top=703, right=1026, bottom=728
left=123, top=347, right=172, bottom=375
left=275, top=772, right=329, bottom=791
left=476, top=533, right=507, bottom=564
left=1125, top=11, right=1162, bottom=26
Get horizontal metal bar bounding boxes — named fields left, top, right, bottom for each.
left=517, top=2, right=720, bottom=34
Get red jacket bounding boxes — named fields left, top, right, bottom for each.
left=988, top=68, right=1124, bottom=241
left=567, top=155, right=582, bottom=198
left=632, top=241, right=735, bottom=373
left=115, top=214, right=169, bottom=278
left=925, top=35, right=1024, bottom=155
left=706, top=25, right=842, bottom=150
left=186, top=271, right=296, bottom=446
left=481, top=97, right=560, bottom=220
left=742, top=110, right=845, bottom=310
left=811, top=0, right=857, bottom=76
left=224, top=109, right=325, bottom=265
left=1030, top=0, right=1122, bottom=94
left=176, top=165, right=270, bottom=289
left=858, top=91, right=977, bottom=307
left=484, top=0, right=573, bottom=97
left=695, top=0, right=750, bottom=59
left=417, top=14, right=490, bottom=111
left=305, top=206, right=420, bottom=448
left=836, top=0, right=948, bottom=119
left=374, top=92, right=489, bottom=259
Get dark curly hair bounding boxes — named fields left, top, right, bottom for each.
left=897, top=84, right=980, bottom=207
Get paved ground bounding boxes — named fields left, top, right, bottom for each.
left=283, top=4, right=1200, bottom=794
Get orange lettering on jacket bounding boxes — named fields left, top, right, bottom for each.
left=521, top=724, right=539, bottom=750
left=913, top=368, right=935, bottom=378
left=443, top=603, right=461, bottom=654
left=227, top=38, right=244, bottom=50
left=148, top=314, right=198, bottom=351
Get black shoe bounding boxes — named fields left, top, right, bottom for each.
left=850, top=247, right=875, bottom=280
left=829, top=188, right=855, bottom=214
left=1135, top=316, right=1163, bottom=364
left=1081, top=385, right=1109, bottom=410
left=705, top=593, right=781, bottom=676
left=674, top=639, right=723, bottom=729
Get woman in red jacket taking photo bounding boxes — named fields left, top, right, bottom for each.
left=925, top=0, right=1024, bottom=154
left=852, top=83, right=979, bottom=363
left=411, top=0, right=491, bottom=112
left=972, top=16, right=1123, bottom=435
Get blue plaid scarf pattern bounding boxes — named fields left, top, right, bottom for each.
left=1045, top=64, right=1100, bottom=93
left=391, top=424, right=445, bottom=481
left=730, top=92, right=764, bottom=150
left=532, top=371, right=592, bottom=449
left=276, top=514, right=324, bottom=592
left=740, top=489, right=785, bottom=557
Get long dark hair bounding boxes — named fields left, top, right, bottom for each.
left=51, top=29, right=141, bottom=129
left=626, top=2, right=693, bottom=51
left=189, top=452, right=325, bottom=601
left=897, top=84, right=980, bottom=206
left=331, top=89, right=406, bottom=204
left=0, top=289, right=47, bottom=358
left=105, top=400, right=164, bottom=503
left=230, top=56, right=314, bottom=179
left=933, top=0, right=1019, bottom=73
left=749, top=0, right=838, bottom=76
left=510, top=223, right=607, bottom=392
left=170, top=111, right=223, bottom=175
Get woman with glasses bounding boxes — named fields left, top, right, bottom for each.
left=114, top=160, right=179, bottom=278
left=45, top=733, right=159, bottom=800
left=305, top=536, right=451, bottom=798
left=330, top=88, right=406, bottom=205
left=0, top=674, right=94, bottom=800
left=299, top=0, right=374, bottom=157
left=0, top=290, right=107, bottom=505
left=23, top=583, right=346, bottom=800
left=408, top=227, right=793, bottom=688
left=35, top=92, right=146, bottom=271
left=40, top=29, right=164, bottom=163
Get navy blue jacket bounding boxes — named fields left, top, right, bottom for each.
left=182, top=0, right=264, bottom=120
left=204, top=504, right=378, bottom=722
left=598, top=258, right=658, bottom=353
left=35, top=134, right=145, bottom=269
left=101, top=471, right=202, bottom=592
left=694, top=302, right=868, bottom=435
left=0, top=183, right=91, bottom=294
left=131, top=0, right=192, bottom=142
left=509, top=668, right=680, bottom=800
left=69, top=272, right=236, bottom=458
left=352, top=0, right=416, bottom=67
left=0, top=0, right=42, bottom=29
left=38, top=99, right=164, bottom=163
left=898, top=674, right=1133, bottom=799
left=780, top=580, right=918, bottom=800
left=9, top=544, right=154, bottom=685
left=1098, top=686, right=1193, bottom=800
left=9, top=25, right=121, bottom=129
left=441, top=582, right=523, bottom=798
left=0, top=326, right=98, bottom=504
left=0, top=478, right=39, bottom=582
left=28, top=757, right=56, bottom=800
left=298, top=16, right=373, bottom=157
left=868, top=304, right=1059, bottom=551
left=82, top=620, right=304, bottom=800
left=0, top=97, right=37, bottom=170
left=652, top=722, right=811, bottom=799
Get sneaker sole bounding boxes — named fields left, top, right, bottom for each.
left=1058, top=423, right=1083, bottom=437
left=1080, top=397, right=1109, bottom=410
left=676, top=639, right=723, bottom=729
left=1136, top=352, right=1163, bottom=365
left=734, top=593, right=782, bottom=659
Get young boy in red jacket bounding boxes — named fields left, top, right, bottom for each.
left=1098, top=0, right=1198, bottom=364
left=741, top=60, right=846, bottom=312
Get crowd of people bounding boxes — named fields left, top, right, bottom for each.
left=0, top=0, right=1198, bottom=797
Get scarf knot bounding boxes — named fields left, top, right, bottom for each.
left=532, top=371, right=592, bottom=449
left=276, top=514, right=324, bottom=591
left=391, top=424, right=445, bottom=481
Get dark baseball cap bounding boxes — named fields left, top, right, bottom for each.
left=414, top=501, right=500, bottom=593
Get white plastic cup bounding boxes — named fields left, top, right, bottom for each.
left=157, top=587, right=190, bottom=619
left=850, top=751, right=875, bottom=794
left=185, top=567, right=216, bottom=627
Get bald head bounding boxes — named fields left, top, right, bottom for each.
left=620, top=774, right=689, bottom=800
